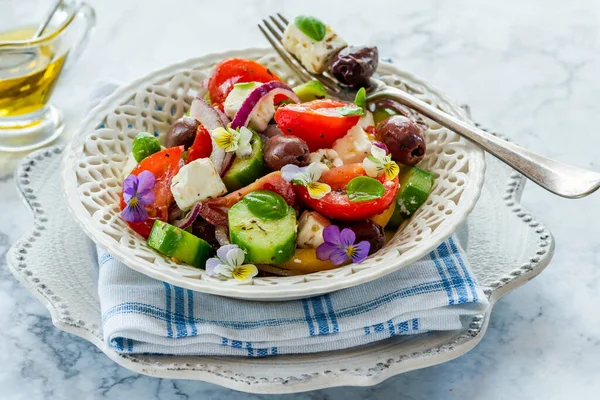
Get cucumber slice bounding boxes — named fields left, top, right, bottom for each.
left=292, top=80, right=327, bottom=102
left=387, top=166, right=435, bottom=229
left=148, top=220, right=214, bottom=268
left=222, top=133, right=266, bottom=192
left=229, top=192, right=297, bottom=264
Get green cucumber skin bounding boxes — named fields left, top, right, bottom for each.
left=228, top=200, right=297, bottom=264
left=148, top=220, right=214, bottom=268
left=387, top=166, right=435, bottom=229
left=222, top=134, right=266, bottom=192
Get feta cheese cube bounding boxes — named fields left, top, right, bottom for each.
left=224, top=82, right=275, bottom=132
left=332, top=124, right=373, bottom=164
left=282, top=22, right=347, bottom=74
left=296, top=211, right=331, bottom=249
left=121, top=152, right=138, bottom=180
left=170, top=158, right=227, bottom=211
left=308, top=149, right=343, bottom=170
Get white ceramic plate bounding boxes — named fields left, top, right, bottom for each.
left=11, top=142, right=552, bottom=393
left=61, top=48, right=485, bottom=300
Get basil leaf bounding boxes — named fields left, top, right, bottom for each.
left=295, top=15, right=327, bottom=42
left=336, top=106, right=364, bottom=117
left=244, top=190, right=289, bottom=220
left=346, top=176, right=385, bottom=202
left=354, top=87, right=366, bottom=115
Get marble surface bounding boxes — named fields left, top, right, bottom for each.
left=1, top=0, right=599, bottom=398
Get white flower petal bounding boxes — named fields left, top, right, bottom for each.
left=214, top=264, right=234, bottom=278
left=363, top=157, right=382, bottom=178
left=281, top=164, right=302, bottom=182
left=226, top=247, right=246, bottom=267
left=305, top=162, right=324, bottom=182
left=370, top=145, right=388, bottom=161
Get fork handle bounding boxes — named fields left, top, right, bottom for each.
left=369, top=87, right=600, bottom=199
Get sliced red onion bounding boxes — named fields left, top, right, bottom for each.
left=214, top=225, right=230, bottom=246
left=214, top=107, right=231, bottom=126
left=230, top=81, right=300, bottom=130
left=198, top=203, right=228, bottom=226
left=189, top=97, right=227, bottom=174
left=173, top=203, right=202, bottom=231
left=372, top=141, right=390, bottom=155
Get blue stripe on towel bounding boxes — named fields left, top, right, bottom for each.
left=449, top=237, right=478, bottom=302
left=438, top=242, right=468, bottom=304
left=311, top=297, right=330, bottom=335
left=174, top=286, right=187, bottom=338
left=431, top=249, right=455, bottom=305
left=301, top=299, right=315, bottom=336
left=324, top=294, right=339, bottom=333
left=187, top=290, right=197, bottom=336
left=163, top=282, right=173, bottom=338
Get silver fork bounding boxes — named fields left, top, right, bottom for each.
left=259, top=14, right=600, bottom=199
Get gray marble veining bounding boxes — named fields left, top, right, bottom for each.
left=1, top=0, right=599, bottom=398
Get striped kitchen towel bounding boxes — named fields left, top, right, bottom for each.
left=97, top=236, right=488, bottom=357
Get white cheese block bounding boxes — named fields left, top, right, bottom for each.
left=359, top=111, right=375, bottom=129
left=332, top=124, right=373, bottom=164
left=223, top=82, right=275, bottom=132
left=296, top=211, right=331, bottom=249
left=282, top=22, right=347, bottom=74
left=308, top=149, right=343, bottom=170
left=170, top=158, right=227, bottom=211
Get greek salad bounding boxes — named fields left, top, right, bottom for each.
left=119, top=15, right=435, bottom=280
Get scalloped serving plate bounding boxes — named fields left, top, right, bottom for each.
left=8, top=137, right=553, bottom=393
left=61, top=48, right=485, bottom=300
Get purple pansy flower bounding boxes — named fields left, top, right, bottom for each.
left=120, top=170, right=156, bottom=223
left=316, top=225, right=370, bottom=265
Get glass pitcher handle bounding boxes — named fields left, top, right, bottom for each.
left=64, top=3, right=96, bottom=71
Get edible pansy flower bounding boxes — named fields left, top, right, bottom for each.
left=205, top=244, right=258, bottom=281
left=316, top=225, right=370, bottom=265
left=120, top=170, right=156, bottom=223
left=281, top=162, right=331, bottom=199
left=211, top=125, right=253, bottom=157
left=362, top=144, right=399, bottom=181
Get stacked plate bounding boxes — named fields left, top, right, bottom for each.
left=7, top=49, right=554, bottom=393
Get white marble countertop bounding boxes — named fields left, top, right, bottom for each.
left=1, top=0, right=599, bottom=398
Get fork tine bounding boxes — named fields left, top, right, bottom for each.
left=277, top=13, right=289, bottom=25
left=258, top=22, right=313, bottom=83
left=269, top=15, right=286, bottom=34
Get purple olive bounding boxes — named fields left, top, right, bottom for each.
left=329, top=46, right=379, bottom=87
left=263, top=135, right=310, bottom=171
left=375, top=115, right=426, bottom=166
left=165, top=116, right=199, bottom=149
left=342, top=220, right=385, bottom=254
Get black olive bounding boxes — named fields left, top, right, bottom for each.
left=342, top=220, right=385, bottom=254
left=263, top=135, right=310, bottom=171
left=329, top=46, right=379, bottom=87
left=375, top=115, right=426, bottom=166
left=165, top=116, right=199, bottom=149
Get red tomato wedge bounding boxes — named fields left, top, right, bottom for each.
left=120, top=146, right=184, bottom=238
left=208, top=58, right=283, bottom=107
left=186, top=125, right=212, bottom=164
left=274, top=99, right=361, bottom=151
left=294, top=163, right=399, bottom=220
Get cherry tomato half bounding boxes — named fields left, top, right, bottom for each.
left=120, top=146, right=184, bottom=238
left=274, top=99, right=361, bottom=151
left=208, top=58, right=282, bottom=107
left=186, top=125, right=213, bottom=164
left=294, top=164, right=399, bottom=220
